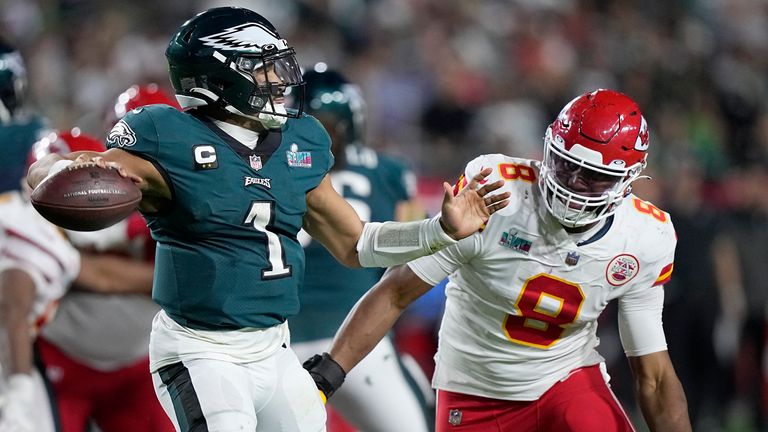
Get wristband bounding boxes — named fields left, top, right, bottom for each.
left=302, top=353, right=346, bottom=400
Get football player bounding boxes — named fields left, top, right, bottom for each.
left=0, top=39, right=52, bottom=193
left=36, top=126, right=174, bottom=432
left=289, top=65, right=431, bottom=432
left=0, top=135, right=81, bottom=432
left=305, top=89, right=693, bottom=432
left=26, top=7, right=509, bottom=432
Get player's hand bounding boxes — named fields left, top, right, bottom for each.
left=71, top=154, right=141, bottom=184
left=0, top=374, right=36, bottom=432
left=439, top=167, right=510, bottom=240
left=302, top=353, right=346, bottom=403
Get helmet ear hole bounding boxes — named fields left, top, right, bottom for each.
left=182, top=27, right=195, bottom=43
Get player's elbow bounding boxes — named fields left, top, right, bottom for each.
left=379, top=265, right=428, bottom=311
left=337, top=250, right=362, bottom=268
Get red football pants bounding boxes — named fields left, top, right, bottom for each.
left=435, top=365, right=635, bottom=432
left=37, top=338, right=174, bottom=432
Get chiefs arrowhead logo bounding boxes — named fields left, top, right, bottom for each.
left=634, top=116, right=649, bottom=152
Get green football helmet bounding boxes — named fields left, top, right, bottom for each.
left=0, top=41, right=28, bottom=124
left=166, top=7, right=304, bottom=124
left=302, top=64, right=365, bottom=148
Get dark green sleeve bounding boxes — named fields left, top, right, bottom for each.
left=105, top=107, right=160, bottom=159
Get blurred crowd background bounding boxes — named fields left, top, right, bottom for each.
left=3, top=0, right=768, bottom=431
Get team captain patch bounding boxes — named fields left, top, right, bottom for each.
left=605, top=254, right=639, bottom=286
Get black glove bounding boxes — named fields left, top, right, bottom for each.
left=303, top=352, right=346, bottom=400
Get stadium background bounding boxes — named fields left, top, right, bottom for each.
left=3, top=0, right=768, bottom=431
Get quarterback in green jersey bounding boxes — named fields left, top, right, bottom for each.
left=27, top=7, right=509, bottom=432
left=291, top=66, right=431, bottom=431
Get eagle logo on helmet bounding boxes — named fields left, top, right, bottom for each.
left=107, top=120, right=137, bottom=148
left=199, top=23, right=287, bottom=51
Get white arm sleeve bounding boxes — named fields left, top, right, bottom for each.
left=618, top=284, right=667, bottom=357
left=356, top=215, right=457, bottom=268
left=408, top=235, right=481, bottom=285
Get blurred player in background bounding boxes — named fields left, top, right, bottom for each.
left=290, top=65, right=431, bottom=432
left=0, top=136, right=81, bottom=432
left=26, top=7, right=507, bottom=431
left=0, top=39, right=51, bottom=193
left=35, top=118, right=174, bottom=430
left=306, top=89, right=692, bottom=431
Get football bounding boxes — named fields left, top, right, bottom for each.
left=31, top=164, right=142, bottom=232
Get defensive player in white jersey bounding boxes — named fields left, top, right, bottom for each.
left=305, top=89, right=692, bottom=431
left=0, top=172, right=80, bottom=432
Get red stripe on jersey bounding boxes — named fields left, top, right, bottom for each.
left=4, top=228, right=67, bottom=273
left=653, top=263, right=674, bottom=286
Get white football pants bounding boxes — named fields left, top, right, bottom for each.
left=151, top=345, right=325, bottom=432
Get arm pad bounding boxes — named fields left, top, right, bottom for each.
left=356, top=215, right=457, bottom=268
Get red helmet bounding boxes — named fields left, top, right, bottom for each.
left=538, top=89, right=649, bottom=227
left=108, top=83, right=181, bottom=127
left=28, top=128, right=105, bottom=167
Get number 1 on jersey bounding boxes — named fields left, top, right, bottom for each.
left=244, top=201, right=292, bottom=279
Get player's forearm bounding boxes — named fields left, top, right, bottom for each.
left=329, top=287, right=403, bottom=372
left=75, top=254, right=154, bottom=294
left=329, top=265, right=429, bottom=372
left=0, top=271, right=36, bottom=375
left=354, top=217, right=456, bottom=268
left=636, top=376, right=692, bottom=432
left=3, top=314, right=34, bottom=375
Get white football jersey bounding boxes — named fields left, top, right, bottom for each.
left=409, top=154, right=676, bottom=401
left=0, top=191, right=80, bottom=332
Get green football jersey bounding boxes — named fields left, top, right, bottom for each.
left=106, top=105, right=333, bottom=330
left=290, top=145, right=415, bottom=342
left=0, top=114, right=49, bottom=192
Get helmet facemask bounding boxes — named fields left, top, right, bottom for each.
left=538, top=126, right=645, bottom=227
left=225, top=48, right=304, bottom=126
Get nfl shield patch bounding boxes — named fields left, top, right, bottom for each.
left=249, top=154, right=262, bottom=170
left=448, top=409, right=462, bottom=426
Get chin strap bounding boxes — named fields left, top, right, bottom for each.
left=256, top=101, right=288, bottom=128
